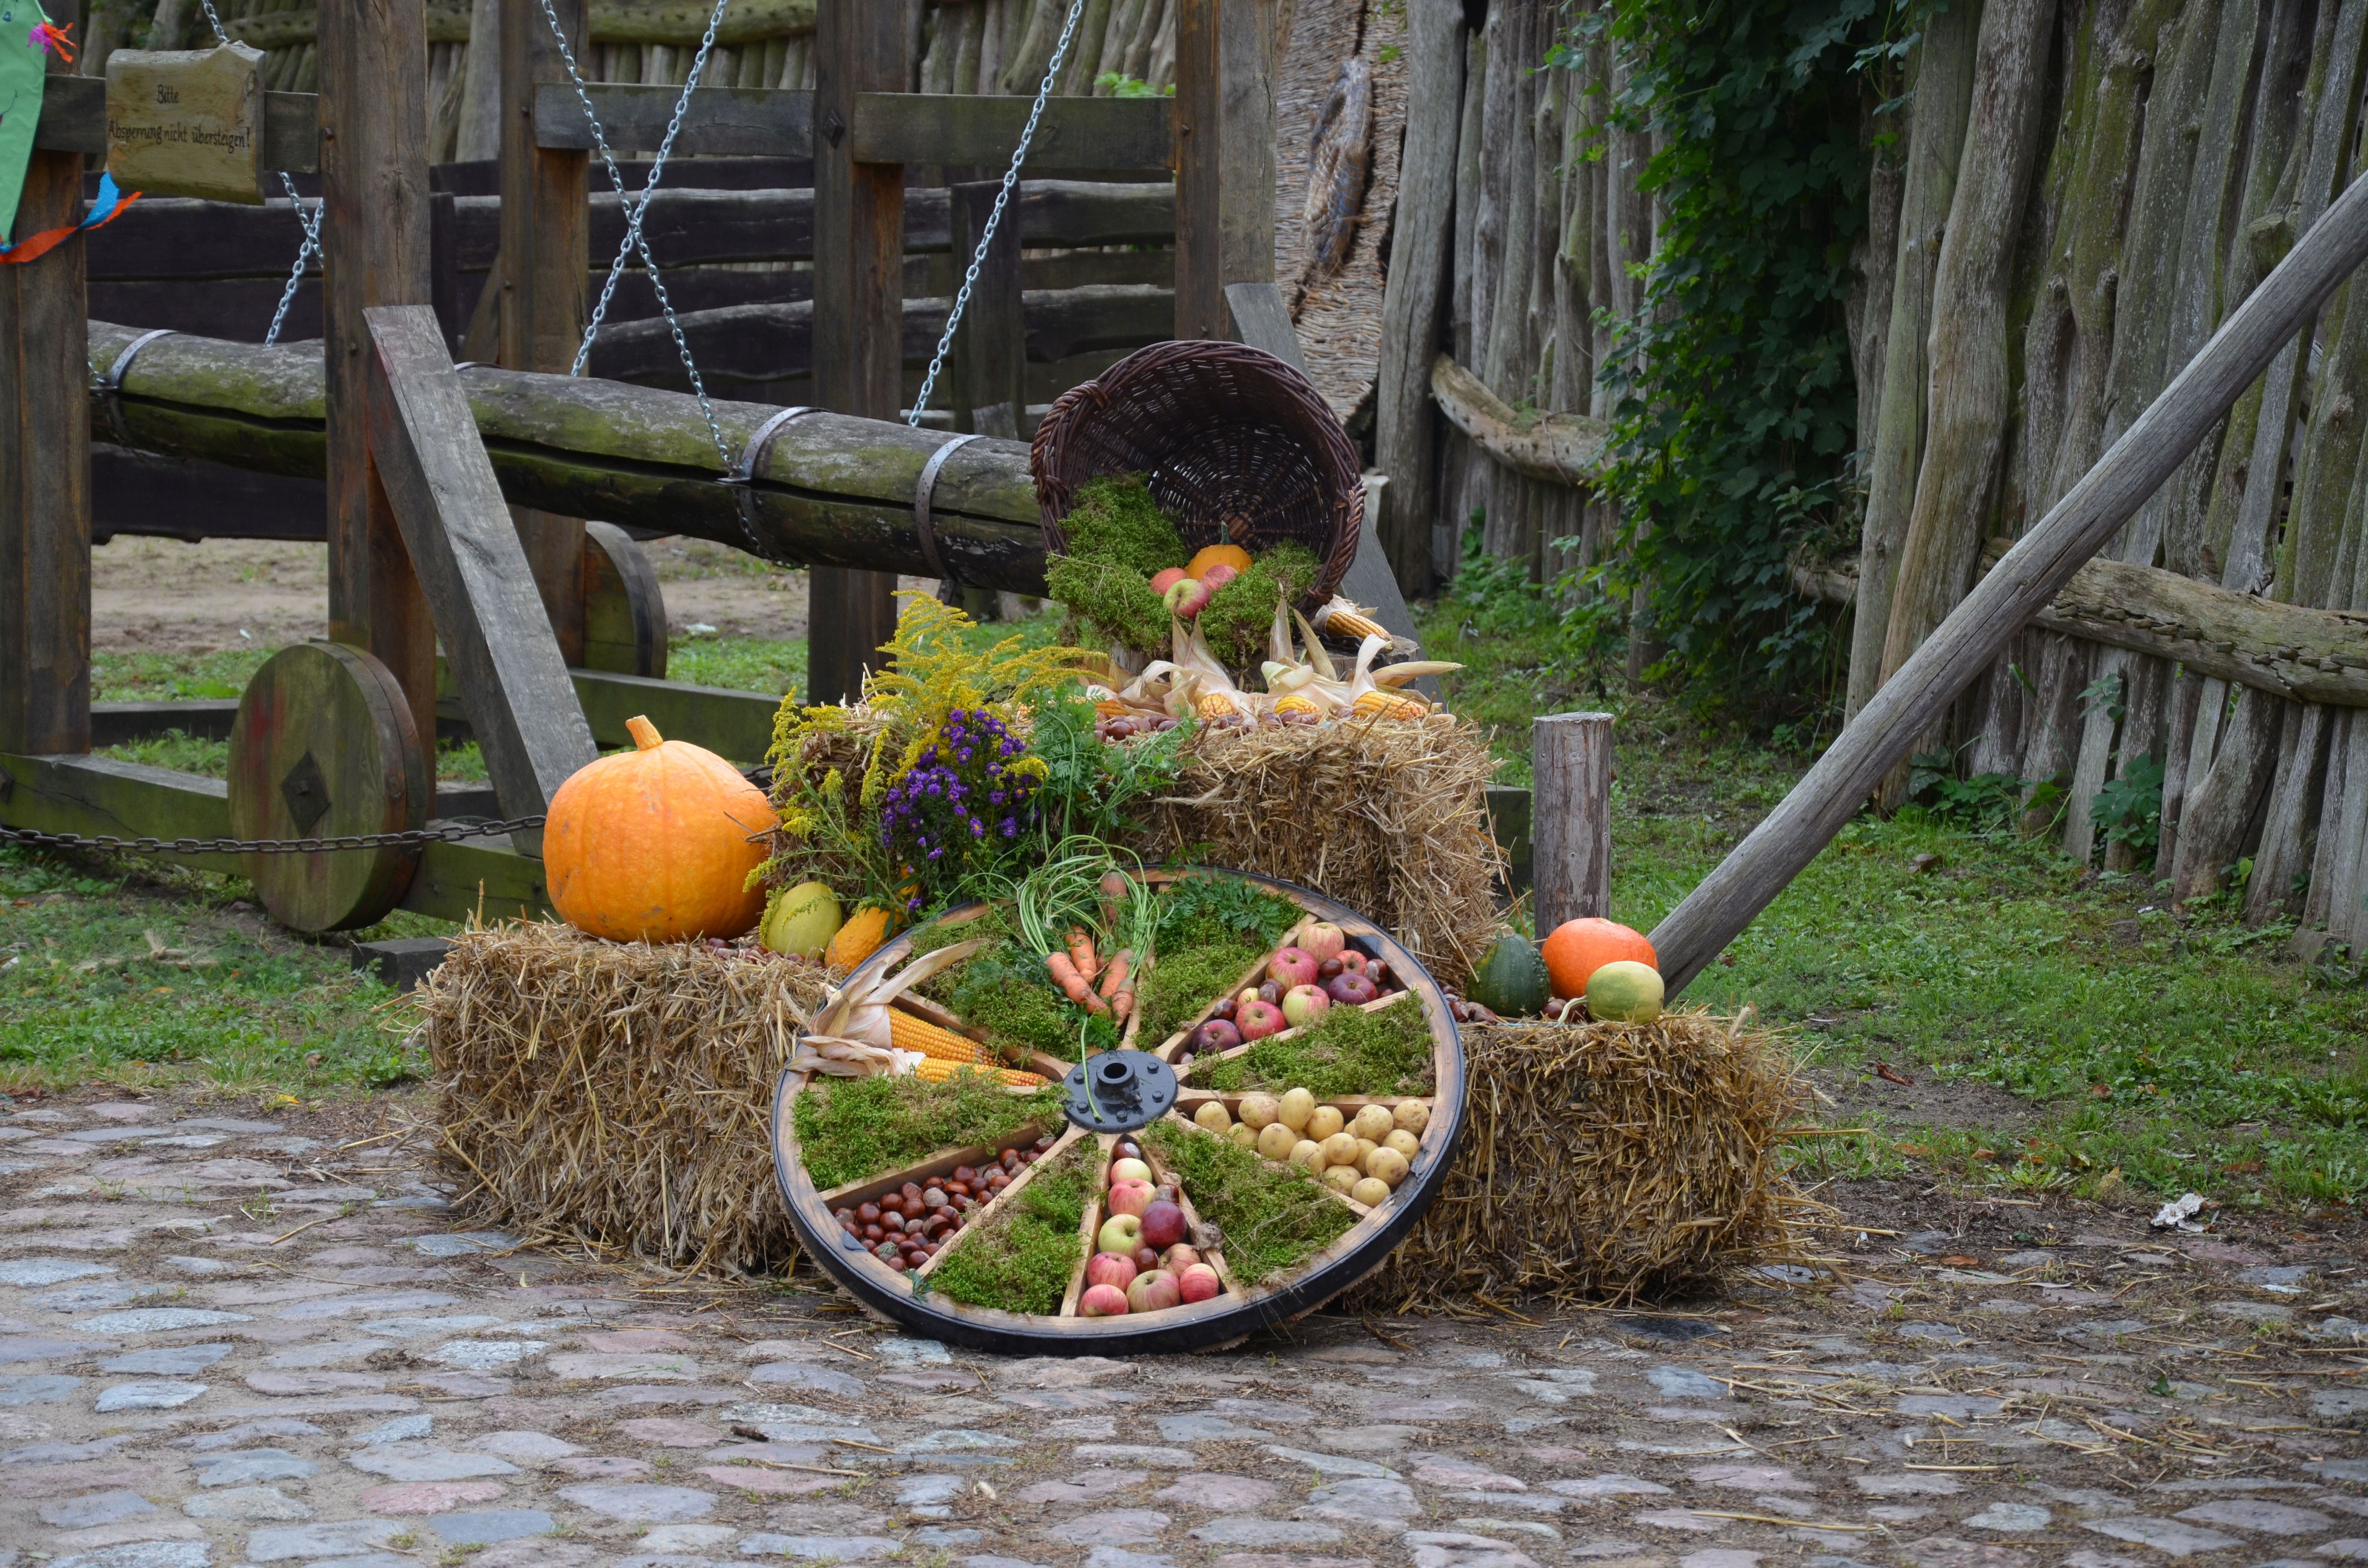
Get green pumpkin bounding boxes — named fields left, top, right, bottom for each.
left=1470, top=932, right=1550, bottom=1016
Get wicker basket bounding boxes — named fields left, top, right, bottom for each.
left=1030, top=340, right=1364, bottom=602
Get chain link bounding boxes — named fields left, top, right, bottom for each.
left=188, top=0, right=317, bottom=347
left=1, top=815, right=549, bottom=860
left=909, top=0, right=1090, bottom=429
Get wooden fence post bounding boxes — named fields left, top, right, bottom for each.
left=0, top=0, right=90, bottom=758
left=321, top=0, right=438, bottom=752
left=1532, top=711, right=1613, bottom=934
left=810, top=0, right=908, bottom=703
left=948, top=179, right=1025, bottom=440
left=1173, top=0, right=1276, bottom=341
left=500, top=0, right=591, bottom=665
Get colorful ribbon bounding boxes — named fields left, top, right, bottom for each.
left=0, top=172, right=138, bottom=266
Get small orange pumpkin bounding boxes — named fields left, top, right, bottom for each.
left=1540, top=917, right=1657, bottom=1000
left=545, top=715, right=777, bottom=942
left=1186, top=543, right=1253, bottom=579
left=825, top=905, right=898, bottom=972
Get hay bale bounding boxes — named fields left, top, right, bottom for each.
left=1351, top=1010, right=1813, bottom=1308
left=420, top=923, right=832, bottom=1274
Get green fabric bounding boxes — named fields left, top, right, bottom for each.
left=0, top=0, right=53, bottom=241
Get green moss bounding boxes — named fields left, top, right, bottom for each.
left=793, top=1071, right=1066, bottom=1189
left=1065, top=473, right=1188, bottom=575
left=1141, top=1119, right=1354, bottom=1286
left=1045, top=553, right=1173, bottom=660
left=1194, top=995, right=1434, bottom=1098
left=1154, top=873, right=1304, bottom=951
left=947, top=942, right=1106, bottom=1059
left=1140, top=939, right=1264, bottom=1044
left=1197, top=541, right=1321, bottom=669
left=928, top=1141, right=1094, bottom=1314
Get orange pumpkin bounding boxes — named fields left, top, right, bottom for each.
left=1186, top=543, right=1253, bottom=579
left=1541, top=917, right=1657, bottom=999
left=545, top=715, right=777, bottom=942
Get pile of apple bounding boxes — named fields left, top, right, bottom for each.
left=1174, top=919, right=1405, bottom=1066
left=1077, top=1136, right=1225, bottom=1317
left=1191, top=1090, right=1426, bottom=1207
left=833, top=1135, right=1059, bottom=1272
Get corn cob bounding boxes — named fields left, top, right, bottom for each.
left=889, top=1009, right=991, bottom=1065
left=1272, top=691, right=1322, bottom=718
left=1314, top=597, right=1390, bottom=643
left=912, top=1057, right=1048, bottom=1088
left=1196, top=691, right=1240, bottom=720
left=1351, top=689, right=1429, bottom=720
left=1094, top=698, right=1134, bottom=721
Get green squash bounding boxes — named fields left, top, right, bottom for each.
left=1470, top=932, right=1550, bottom=1016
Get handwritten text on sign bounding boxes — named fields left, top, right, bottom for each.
left=105, top=43, right=266, bottom=206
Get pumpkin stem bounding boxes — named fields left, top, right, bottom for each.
left=626, top=715, right=664, bottom=751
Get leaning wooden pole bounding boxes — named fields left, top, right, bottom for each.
left=1648, top=170, right=2368, bottom=996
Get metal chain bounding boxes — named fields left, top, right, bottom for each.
left=187, top=0, right=318, bottom=347
left=542, top=0, right=737, bottom=471
left=1, top=815, right=548, bottom=860
left=908, top=0, right=1089, bottom=428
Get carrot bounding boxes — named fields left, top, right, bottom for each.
left=1110, top=988, right=1135, bottom=1023
left=1097, top=948, right=1133, bottom=1002
left=1067, top=928, right=1101, bottom=984
left=1046, top=951, right=1108, bottom=1014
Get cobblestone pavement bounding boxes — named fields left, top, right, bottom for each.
left=0, top=1093, right=2362, bottom=1568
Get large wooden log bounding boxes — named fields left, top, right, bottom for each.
left=1428, top=353, right=1607, bottom=487
left=223, top=0, right=817, bottom=50
left=1648, top=168, right=2368, bottom=996
left=87, top=319, right=1050, bottom=594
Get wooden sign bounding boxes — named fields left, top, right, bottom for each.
left=104, top=42, right=266, bottom=205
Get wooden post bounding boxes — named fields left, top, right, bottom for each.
left=1532, top=711, right=1612, bottom=934
left=948, top=180, right=1025, bottom=440
left=321, top=0, right=438, bottom=752
left=1173, top=0, right=1275, bottom=341
left=500, top=0, right=591, bottom=665
left=810, top=0, right=908, bottom=703
left=0, top=0, right=90, bottom=757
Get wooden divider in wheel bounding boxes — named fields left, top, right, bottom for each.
left=770, top=870, right=1466, bottom=1354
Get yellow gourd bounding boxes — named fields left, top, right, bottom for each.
left=826, top=906, right=898, bottom=971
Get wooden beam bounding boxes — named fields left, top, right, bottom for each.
left=532, top=83, right=814, bottom=158
left=35, top=78, right=320, bottom=163
left=944, top=180, right=1027, bottom=439
left=438, top=663, right=778, bottom=762
left=850, top=92, right=1174, bottom=172
left=1531, top=712, right=1612, bottom=934
left=809, top=0, right=907, bottom=704
left=1173, top=0, right=1275, bottom=340
left=361, top=305, right=598, bottom=833
left=1430, top=353, right=1609, bottom=487
left=1647, top=168, right=2368, bottom=997
left=320, top=0, right=438, bottom=755
left=0, top=0, right=92, bottom=759
left=223, top=0, right=816, bottom=49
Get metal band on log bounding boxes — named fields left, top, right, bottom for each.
left=87, top=319, right=1050, bottom=594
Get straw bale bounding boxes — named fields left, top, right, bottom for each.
left=419, top=922, right=833, bottom=1274
left=1348, top=1009, right=1815, bottom=1309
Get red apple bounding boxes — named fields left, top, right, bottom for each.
left=1097, top=1212, right=1143, bottom=1254
left=1326, top=972, right=1379, bottom=1005
left=1338, top=950, right=1369, bottom=974
left=1267, top=947, right=1319, bottom=988
left=1126, top=1269, right=1182, bottom=1312
left=1200, top=562, right=1240, bottom=592
left=1280, top=984, right=1331, bottom=1027
left=1149, top=567, right=1188, bottom=596
left=1295, top=921, right=1347, bottom=963
left=1085, top=1250, right=1137, bottom=1291
left=1194, top=1018, right=1243, bottom=1053
left=1177, top=1262, right=1221, bottom=1303
left=1161, top=1243, right=1201, bottom=1271
left=1235, top=1000, right=1285, bottom=1041
left=1162, top=577, right=1211, bottom=617
left=1140, top=1200, right=1187, bottom=1251
left=1080, top=1282, right=1131, bottom=1317
left=1106, top=1179, right=1155, bottom=1219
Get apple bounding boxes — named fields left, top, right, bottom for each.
left=1085, top=1250, right=1138, bottom=1290
left=1127, top=1268, right=1182, bottom=1312
left=1149, top=567, right=1188, bottom=596
left=1195, top=1018, right=1243, bottom=1054
left=1110, top=1156, right=1153, bottom=1185
left=1162, top=577, right=1211, bottom=617
left=1199, top=561, right=1240, bottom=592
left=1267, top=947, right=1319, bottom=988
left=1337, top=949, right=1369, bottom=974
left=1237, top=986, right=1261, bottom=1007
left=1080, top=1282, right=1130, bottom=1317
left=1178, top=1262, right=1221, bottom=1302
left=1107, top=1179, right=1155, bottom=1219
left=1097, top=1212, right=1144, bottom=1254
left=1294, top=920, right=1347, bottom=963
left=1140, top=1199, right=1187, bottom=1251
left=1235, top=1000, right=1285, bottom=1041
left=1161, top=1243, right=1201, bottom=1271
left=1326, top=972, right=1379, bottom=1006
left=1134, top=1246, right=1160, bottom=1273
left=1281, top=984, right=1331, bottom=1027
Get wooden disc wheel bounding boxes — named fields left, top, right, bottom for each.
left=227, top=642, right=430, bottom=933
left=771, top=870, right=1467, bottom=1354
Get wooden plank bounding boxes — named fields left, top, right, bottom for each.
left=90, top=699, right=244, bottom=746
left=319, top=0, right=438, bottom=754
left=0, top=0, right=93, bottom=760
left=0, top=751, right=240, bottom=873
left=1058, top=1133, right=1119, bottom=1317
left=38, top=78, right=312, bottom=165
left=92, top=447, right=326, bottom=544
left=222, top=0, right=817, bottom=51
left=851, top=91, right=1174, bottom=172
left=360, top=305, right=599, bottom=833
left=533, top=83, right=814, bottom=157
left=1484, top=782, right=1531, bottom=896
left=567, top=669, right=776, bottom=762
left=1531, top=711, right=1612, bottom=933
left=1173, top=0, right=1276, bottom=340
left=580, top=520, right=668, bottom=678
left=401, top=835, right=554, bottom=921
left=947, top=180, right=1026, bottom=438
left=808, top=0, right=907, bottom=705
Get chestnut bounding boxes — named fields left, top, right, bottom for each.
left=1318, top=956, right=1344, bottom=981
left=1367, top=960, right=1391, bottom=989
left=855, top=1202, right=881, bottom=1225
left=1258, top=980, right=1281, bottom=1005
left=873, top=1241, right=901, bottom=1262
left=901, top=1180, right=924, bottom=1199
left=1211, top=995, right=1237, bottom=1020
left=922, top=1187, right=947, bottom=1209
left=952, top=1165, right=976, bottom=1185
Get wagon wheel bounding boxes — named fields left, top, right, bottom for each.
left=769, top=870, right=1467, bottom=1355
left=227, top=642, right=430, bottom=933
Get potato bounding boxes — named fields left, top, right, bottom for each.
left=1238, top=1092, right=1281, bottom=1130
left=1229, top=1122, right=1259, bottom=1149
left=1319, top=1132, right=1362, bottom=1168
left=1256, top=1121, right=1298, bottom=1161
left=1351, top=1103, right=1395, bottom=1142
left=1383, top=1128, right=1421, bottom=1160
left=1351, top=1176, right=1392, bottom=1206
left=1355, top=1138, right=1380, bottom=1169
left=1322, top=1164, right=1361, bottom=1193
left=1307, top=1105, right=1346, bottom=1141
left=1393, top=1101, right=1430, bottom=1136
left=1288, top=1139, right=1323, bottom=1170
left=1277, top=1087, right=1316, bottom=1130
left=1195, top=1102, right=1233, bottom=1135
left=1365, top=1146, right=1410, bottom=1186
